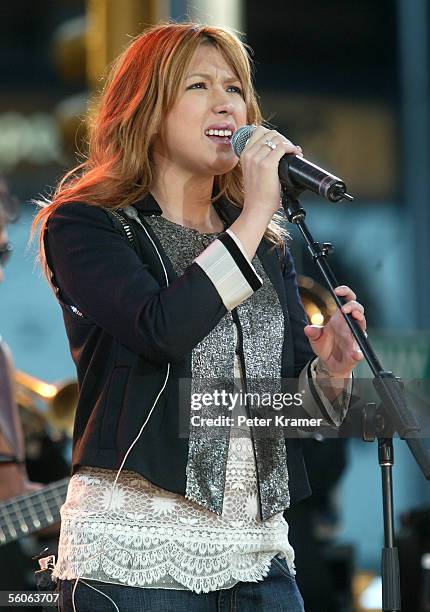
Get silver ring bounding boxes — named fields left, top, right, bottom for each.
left=264, top=139, right=277, bottom=150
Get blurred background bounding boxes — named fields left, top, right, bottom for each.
left=0, top=1, right=429, bottom=611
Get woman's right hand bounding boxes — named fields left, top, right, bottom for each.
left=240, top=126, right=302, bottom=221
left=228, top=126, right=302, bottom=260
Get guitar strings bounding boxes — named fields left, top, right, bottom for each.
left=0, top=484, right=69, bottom=535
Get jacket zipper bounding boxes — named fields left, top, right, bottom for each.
left=108, top=210, right=136, bottom=249
left=231, top=307, right=263, bottom=520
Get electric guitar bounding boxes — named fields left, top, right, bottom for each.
left=0, top=478, right=68, bottom=545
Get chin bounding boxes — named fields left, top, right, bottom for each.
left=208, top=157, right=238, bottom=176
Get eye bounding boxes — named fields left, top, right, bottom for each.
left=227, top=85, right=243, bottom=95
left=187, top=82, right=207, bottom=90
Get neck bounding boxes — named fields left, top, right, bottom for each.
left=151, top=162, right=223, bottom=233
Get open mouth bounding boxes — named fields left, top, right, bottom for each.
left=204, top=128, right=233, bottom=144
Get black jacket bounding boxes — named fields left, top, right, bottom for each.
left=44, top=195, right=316, bottom=510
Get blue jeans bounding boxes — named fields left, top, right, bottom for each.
left=57, top=557, right=305, bottom=611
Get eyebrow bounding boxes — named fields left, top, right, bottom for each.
left=186, top=72, right=241, bottom=83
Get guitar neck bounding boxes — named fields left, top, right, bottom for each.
left=0, top=478, right=69, bottom=546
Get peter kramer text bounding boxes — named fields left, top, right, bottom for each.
left=191, top=415, right=324, bottom=428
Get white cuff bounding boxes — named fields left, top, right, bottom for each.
left=194, top=232, right=263, bottom=311
left=226, top=228, right=254, bottom=267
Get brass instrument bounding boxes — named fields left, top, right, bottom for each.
left=15, top=370, right=78, bottom=437
left=298, top=275, right=337, bottom=326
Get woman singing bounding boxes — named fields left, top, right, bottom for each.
left=33, top=22, right=366, bottom=612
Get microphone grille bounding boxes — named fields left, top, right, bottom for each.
left=231, top=125, right=257, bottom=157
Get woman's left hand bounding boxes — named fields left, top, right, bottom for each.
left=304, top=285, right=366, bottom=377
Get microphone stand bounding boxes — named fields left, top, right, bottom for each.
left=282, top=190, right=430, bottom=612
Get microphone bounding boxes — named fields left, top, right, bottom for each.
left=231, top=125, right=354, bottom=203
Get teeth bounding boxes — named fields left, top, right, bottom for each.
left=205, top=129, right=233, bottom=137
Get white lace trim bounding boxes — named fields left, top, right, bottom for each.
left=53, top=436, right=295, bottom=593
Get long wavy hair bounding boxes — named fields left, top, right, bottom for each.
left=33, top=22, right=287, bottom=277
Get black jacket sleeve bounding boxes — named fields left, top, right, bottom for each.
left=44, top=202, right=260, bottom=365
left=281, top=244, right=316, bottom=377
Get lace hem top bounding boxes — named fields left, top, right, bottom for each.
left=52, top=433, right=294, bottom=592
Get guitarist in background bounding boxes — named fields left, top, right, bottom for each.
left=0, top=179, right=41, bottom=591
left=0, top=181, right=69, bottom=601
left=0, top=177, right=34, bottom=499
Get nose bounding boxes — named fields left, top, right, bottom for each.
left=213, top=101, right=234, bottom=115
left=211, top=87, right=235, bottom=116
